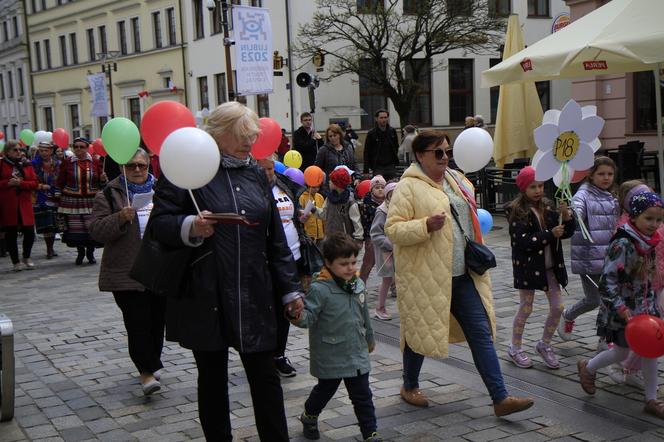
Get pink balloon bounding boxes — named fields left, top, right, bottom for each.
left=252, top=118, right=281, bottom=160
left=52, top=128, right=70, bottom=148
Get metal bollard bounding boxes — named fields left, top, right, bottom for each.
left=0, top=313, right=14, bottom=422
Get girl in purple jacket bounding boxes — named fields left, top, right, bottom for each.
left=559, top=157, right=619, bottom=343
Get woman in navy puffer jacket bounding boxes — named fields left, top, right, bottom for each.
left=558, top=157, right=619, bottom=341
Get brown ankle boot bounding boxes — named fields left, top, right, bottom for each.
left=494, top=396, right=534, bottom=417
left=577, top=359, right=596, bottom=395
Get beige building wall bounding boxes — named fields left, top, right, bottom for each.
left=27, top=0, right=188, bottom=140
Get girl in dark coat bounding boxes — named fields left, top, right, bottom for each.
left=506, top=166, right=575, bottom=370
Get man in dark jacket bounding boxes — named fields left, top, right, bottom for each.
left=363, top=109, right=400, bottom=180
left=293, top=112, right=323, bottom=171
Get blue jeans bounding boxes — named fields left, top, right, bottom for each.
left=402, top=273, right=509, bottom=403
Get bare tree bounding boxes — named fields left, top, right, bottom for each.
left=297, top=0, right=506, bottom=127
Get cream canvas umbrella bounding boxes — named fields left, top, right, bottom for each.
left=492, top=15, right=543, bottom=167
left=482, top=0, right=664, bottom=190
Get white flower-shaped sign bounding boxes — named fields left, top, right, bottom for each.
left=532, top=99, right=605, bottom=189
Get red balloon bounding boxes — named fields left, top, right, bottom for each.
left=625, top=315, right=664, bottom=358
left=252, top=118, right=281, bottom=160
left=357, top=179, right=371, bottom=198
left=92, top=138, right=107, bottom=157
left=572, top=169, right=589, bottom=183
left=0, top=130, right=4, bottom=140
left=52, top=128, right=70, bottom=148
left=140, top=101, right=196, bottom=155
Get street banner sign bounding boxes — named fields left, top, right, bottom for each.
left=87, top=73, right=109, bottom=117
left=232, top=5, right=273, bottom=96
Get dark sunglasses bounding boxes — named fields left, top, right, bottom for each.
left=422, top=149, right=448, bottom=160
left=125, top=162, right=148, bottom=171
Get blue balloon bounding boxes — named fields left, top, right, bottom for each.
left=274, top=161, right=287, bottom=174
left=477, top=209, right=493, bottom=235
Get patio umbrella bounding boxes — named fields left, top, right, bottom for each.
left=481, top=0, right=664, bottom=190
left=492, top=15, right=543, bottom=167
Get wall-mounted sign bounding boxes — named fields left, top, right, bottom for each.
left=552, top=13, right=570, bottom=33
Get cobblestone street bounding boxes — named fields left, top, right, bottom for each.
left=2, top=217, right=664, bottom=441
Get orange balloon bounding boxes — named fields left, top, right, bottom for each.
left=304, top=166, right=325, bottom=187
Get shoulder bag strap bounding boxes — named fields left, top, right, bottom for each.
left=449, top=204, right=470, bottom=243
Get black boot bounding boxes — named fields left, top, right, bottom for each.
left=86, top=247, right=96, bottom=264
left=299, top=412, right=320, bottom=440
left=0, top=236, right=6, bottom=258
left=45, top=237, right=56, bottom=259
left=75, top=247, right=85, bottom=265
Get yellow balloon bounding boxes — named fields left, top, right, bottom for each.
left=284, top=150, right=303, bottom=169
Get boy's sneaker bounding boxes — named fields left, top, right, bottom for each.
left=508, top=345, right=533, bottom=368
left=274, top=356, right=296, bottom=378
left=625, top=371, right=645, bottom=390
left=557, top=311, right=574, bottom=341
left=535, top=341, right=560, bottom=369
left=364, top=432, right=383, bottom=442
left=299, top=412, right=320, bottom=440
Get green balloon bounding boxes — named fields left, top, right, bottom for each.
left=101, top=117, right=140, bottom=164
left=19, top=129, right=35, bottom=146
left=0, top=140, right=5, bottom=153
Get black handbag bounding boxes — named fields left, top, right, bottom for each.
left=449, top=205, right=496, bottom=275
left=300, top=235, right=324, bottom=276
left=130, top=220, right=193, bottom=296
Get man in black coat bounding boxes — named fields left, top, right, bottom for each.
left=293, top=112, right=323, bottom=171
left=363, top=109, right=400, bottom=180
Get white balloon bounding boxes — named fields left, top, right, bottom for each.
left=45, top=131, right=53, bottom=142
left=33, top=130, right=50, bottom=146
left=160, top=127, right=221, bottom=189
left=452, top=128, right=494, bottom=173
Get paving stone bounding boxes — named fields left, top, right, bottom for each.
left=58, top=426, right=95, bottom=442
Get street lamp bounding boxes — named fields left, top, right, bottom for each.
left=97, top=51, right=121, bottom=118
left=206, top=0, right=236, bottom=101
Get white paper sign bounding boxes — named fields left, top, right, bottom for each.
left=131, top=191, right=154, bottom=210
left=87, top=73, right=109, bottom=117
left=232, top=5, right=273, bottom=96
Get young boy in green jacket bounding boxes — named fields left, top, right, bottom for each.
left=291, top=232, right=381, bottom=441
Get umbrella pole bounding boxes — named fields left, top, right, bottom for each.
left=655, top=64, right=664, bottom=194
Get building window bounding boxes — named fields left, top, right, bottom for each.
left=448, top=59, right=474, bottom=124
left=17, top=68, right=24, bottom=96
left=129, top=98, right=141, bottom=126
left=198, top=76, right=209, bottom=109
left=358, top=59, right=387, bottom=129
left=232, top=71, right=247, bottom=104
left=59, top=35, right=68, bottom=66
left=98, top=116, right=108, bottom=135
left=0, top=74, right=4, bottom=99
left=634, top=71, right=664, bottom=132
left=211, top=0, right=223, bottom=35
left=69, top=33, right=78, bottom=64
left=251, top=0, right=263, bottom=6
left=34, top=41, right=42, bottom=70
left=489, top=0, right=511, bottom=16
left=357, top=0, right=383, bottom=12
left=193, top=0, right=204, bottom=39
left=527, top=0, right=549, bottom=17
left=152, top=11, right=163, bottom=48
left=535, top=81, right=550, bottom=112
left=11, top=124, right=17, bottom=139
left=166, top=8, right=177, bottom=45
left=117, top=21, right=127, bottom=55
left=131, top=17, right=140, bottom=52
left=447, top=0, right=471, bottom=16
left=489, top=58, right=501, bottom=123
left=215, top=73, right=227, bottom=105
left=86, top=29, right=95, bottom=61
left=30, top=0, right=37, bottom=14
left=69, top=104, right=81, bottom=138
left=257, top=94, right=269, bottom=117
left=99, top=25, right=107, bottom=54
left=44, top=107, right=54, bottom=131
left=41, top=0, right=46, bottom=10
left=2, top=21, right=8, bottom=42
left=403, top=0, right=425, bottom=14
left=7, top=71, right=13, bottom=98
left=12, top=17, right=18, bottom=38
left=44, top=39, right=52, bottom=68
left=404, top=59, right=432, bottom=126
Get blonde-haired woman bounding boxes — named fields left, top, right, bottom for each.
left=150, top=101, right=304, bottom=441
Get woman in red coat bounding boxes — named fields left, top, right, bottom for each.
left=56, top=137, right=107, bottom=265
left=0, top=140, right=39, bottom=271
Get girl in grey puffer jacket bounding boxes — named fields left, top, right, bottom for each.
left=558, top=157, right=619, bottom=341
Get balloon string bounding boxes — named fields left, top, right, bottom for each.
left=122, top=165, right=131, bottom=207
left=187, top=189, right=203, bottom=217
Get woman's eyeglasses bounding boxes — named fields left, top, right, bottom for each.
left=125, top=163, right=149, bottom=171
left=422, top=149, right=448, bottom=160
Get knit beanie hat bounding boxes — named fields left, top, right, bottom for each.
left=370, top=175, right=386, bottom=190
left=384, top=182, right=398, bottom=197
left=329, top=168, right=351, bottom=189
left=516, top=166, right=536, bottom=193
left=628, top=191, right=664, bottom=217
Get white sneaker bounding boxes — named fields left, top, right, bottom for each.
left=374, top=310, right=392, bottom=321
left=625, top=371, right=645, bottom=390
left=608, top=364, right=625, bottom=384
left=556, top=311, right=574, bottom=341
left=22, top=258, right=35, bottom=269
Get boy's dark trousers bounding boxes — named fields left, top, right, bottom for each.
left=305, top=372, right=376, bottom=439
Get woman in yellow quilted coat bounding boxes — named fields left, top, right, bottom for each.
left=385, top=130, right=534, bottom=417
